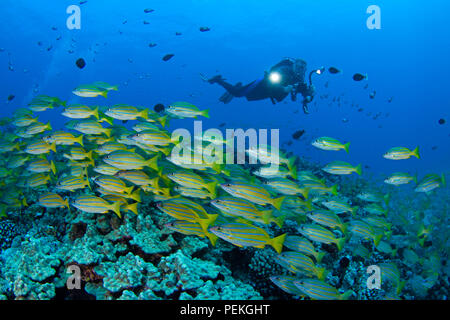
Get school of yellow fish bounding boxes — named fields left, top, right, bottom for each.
left=0, top=82, right=447, bottom=300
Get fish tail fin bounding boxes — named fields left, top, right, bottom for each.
left=287, top=156, right=297, bottom=172
left=93, top=106, right=100, bottom=120
left=204, top=181, right=217, bottom=198
left=100, top=91, right=108, bottom=98
left=198, top=214, right=218, bottom=232
left=316, top=251, right=326, bottom=264
left=158, top=115, right=168, bottom=127
left=76, top=134, right=84, bottom=147
left=273, top=214, right=286, bottom=228
left=22, top=198, right=28, bottom=207
left=289, top=165, right=298, bottom=180
left=339, top=290, right=354, bottom=300
left=64, top=198, right=70, bottom=211
left=412, top=146, right=420, bottom=159
left=340, top=223, right=348, bottom=235
left=86, top=150, right=94, bottom=162
left=300, top=187, right=310, bottom=200
left=344, top=142, right=350, bottom=153
left=47, top=121, right=52, bottom=131
left=441, top=173, right=446, bottom=187
left=270, top=233, right=287, bottom=254
left=261, top=210, right=273, bottom=225
left=125, top=185, right=134, bottom=195
left=373, top=233, right=383, bottom=247
left=330, top=184, right=338, bottom=196
left=336, top=237, right=346, bottom=251
left=103, top=128, right=112, bottom=138
left=315, top=267, right=327, bottom=281
left=397, top=281, right=406, bottom=295
left=351, top=206, right=359, bottom=217
left=355, top=164, right=362, bottom=175
left=111, top=85, right=119, bottom=91
left=48, top=160, right=56, bottom=175
left=201, top=109, right=210, bottom=118
left=140, top=108, right=149, bottom=120
left=101, top=116, right=114, bottom=125
left=126, top=202, right=138, bottom=215
left=131, top=189, right=141, bottom=202
left=272, top=196, right=285, bottom=210
left=146, top=155, right=160, bottom=172
left=205, top=232, right=218, bottom=246
left=211, top=163, right=222, bottom=174
left=111, top=201, right=122, bottom=218
left=50, top=142, right=57, bottom=153
left=304, top=198, right=313, bottom=211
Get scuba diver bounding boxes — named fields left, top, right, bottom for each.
left=201, top=58, right=323, bottom=114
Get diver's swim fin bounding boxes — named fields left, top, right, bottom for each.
left=219, top=92, right=234, bottom=104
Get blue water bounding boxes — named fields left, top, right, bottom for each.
left=1, top=0, right=449, bottom=177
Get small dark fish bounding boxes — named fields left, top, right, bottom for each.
left=56, top=36, right=62, bottom=41
left=7, top=94, right=15, bottom=102
left=175, top=32, right=182, bottom=36
left=369, top=91, right=376, bottom=99
left=122, top=20, right=127, bottom=24
left=358, top=108, right=364, bottom=112
left=292, top=129, right=305, bottom=140
left=438, top=118, right=445, bottom=125
left=431, top=146, right=438, bottom=151
left=79, top=1, right=88, bottom=4
left=328, top=67, right=341, bottom=74
left=37, top=41, right=42, bottom=46
left=342, top=118, right=349, bottom=123
left=51, top=26, right=58, bottom=31
left=162, top=54, right=174, bottom=61
left=219, top=123, right=226, bottom=128
left=144, top=8, right=154, bottom=13
left=199, top=27, right=210, bottom=32
left=148, top=43, right=157, bottom=48
left=353, top=73, right=367, bottom=81
left=154, top=103, right=165, bottom=113
left=47, top=46, right=53, bottom=51
left=76, top=58, right=86, bottom=69
left=387, top=97, right=393, bottom=103
left=143, top=21, right=150, bottom=25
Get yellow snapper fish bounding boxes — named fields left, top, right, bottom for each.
left=210, top=197, right=284, bottom=227
left=276, top=251, right=327, bottom=280
left=283, top=235, right=325, bottom=263
left=72, top=84, right=109, bottom=98
left=220, top=182, right=285, bottom=210
left=103, top=150, right=159, bottom=171
left=414, top=173, right=445, bottom=193
left=293, top=279, right=353, bottom=300
left=26, top=158, right=56, bottom=174
left=384, top=172, right=416, bottom=186
left=43, top=131, right=84, bottom=146
left=298, top=224, right=346, bottom=251
left=73, top=120, right=112, bottom=137
left=383, top=146, right=420, bottom=160
left=209, top=223, right=286, bottom=253
left=38, top=192, right=69, bottom=210
left=322, top=161, right=362, bottom=175
left=24, top=140, right=56, bottom=155
left=24, top=121, right=52, bottom=135
left=166, top=101, right=209, bottom=118
left=165, top=220, right=218, bottom=246
left=61, top=104, right=99, bottom=119
left=105, top=104, right=149, bottom=121
left=71, top=195, right=122, bottom=218
left=311, top=136, right=350, bottom=153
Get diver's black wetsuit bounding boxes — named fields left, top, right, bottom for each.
left=207, top=58, right=318, bottom=113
